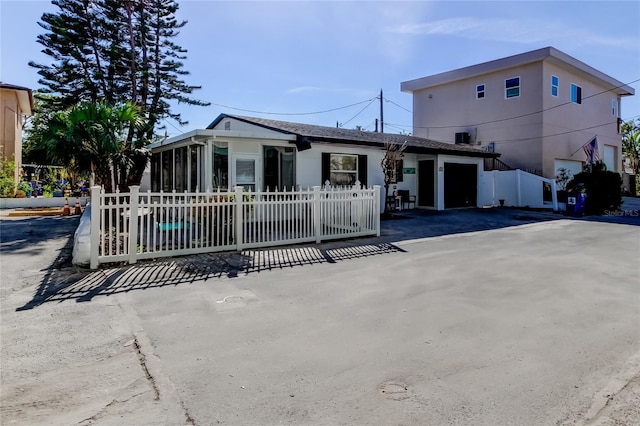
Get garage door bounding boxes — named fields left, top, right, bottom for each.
left=444, top=163, right=477, bottom=208
left=554, top=159, right=583, bottom=181
left=603, top=145, right=616, bottom=172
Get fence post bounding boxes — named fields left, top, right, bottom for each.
left=128, top=186, right=140, bottom=264
left=234, top=186, right=244, bottom=250
left=373, top=185, right=381, bottom=237
left=89, top=186, right=101, bottom=269
left=516, top=169, right=522, bottom=207
left=550, top=179, right=559, bottom=211
left=313, top=186, right=321, bottom=243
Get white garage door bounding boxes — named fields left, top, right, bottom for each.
left=603, top=145, right=616, bottom=172
left=554, top=159, right=583, bottom=181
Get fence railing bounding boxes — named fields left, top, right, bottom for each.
left=89, top=185, right=380, bottom=269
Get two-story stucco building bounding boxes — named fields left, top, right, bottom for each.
left=401, top=47, right=634, bottom=180
left=1, top=83, right=33, bottom=186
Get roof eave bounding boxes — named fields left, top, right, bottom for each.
left=400, top=46, right=633, bottom=95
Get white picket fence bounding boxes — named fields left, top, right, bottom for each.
left=89, top=185, right=381, bottom=269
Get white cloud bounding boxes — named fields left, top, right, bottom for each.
left=388, top=17, right=638, bottom=49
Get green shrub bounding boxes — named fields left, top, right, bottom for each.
left=0, top=158, right=16, bottom=198
left=567, top=161, right=622, bottom=215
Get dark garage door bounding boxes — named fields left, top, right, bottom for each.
left=444, top=163, right=477, bottom=208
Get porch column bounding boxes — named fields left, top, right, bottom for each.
left=205, top=139, right=213, bottom=191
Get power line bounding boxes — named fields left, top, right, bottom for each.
left=384, top=97, right=412, bottom=114
left=208, top=97, right=378, bottom=116
left=339, top=98, right=376, bottom=128
left=386, top=77, right=640, bottom=130
left=162, top=118, right=183, bottom=134
left=489, top=113, right=640, bottom=145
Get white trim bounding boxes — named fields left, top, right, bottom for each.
left=570, top=82, right=583, bottom=105
left=551, top=74, right=559, bottom=97
left=505, top=76, right=521, bottom=99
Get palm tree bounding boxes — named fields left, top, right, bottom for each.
left=38, top=102, right=146, bottom=192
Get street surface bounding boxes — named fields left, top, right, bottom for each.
left=1, top=207, right=639, bottom=425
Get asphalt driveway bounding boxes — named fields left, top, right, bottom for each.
left=1, top=205, right=639, bottom=425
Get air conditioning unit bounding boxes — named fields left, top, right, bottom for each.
left=455, top=132, right=470, bottom=144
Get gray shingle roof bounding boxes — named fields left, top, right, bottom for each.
left=208, top=114, right=498, bottom=158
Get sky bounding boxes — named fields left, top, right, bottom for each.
left=1, top=0, right=639, bottom=138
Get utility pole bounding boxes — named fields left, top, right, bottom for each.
left=375, top=118, right=378, bottom=133
left=379, top=89, right=384, bottom=133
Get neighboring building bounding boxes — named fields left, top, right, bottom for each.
left=147, top=113, right=499, bottom=210
left=401, top=47, right=635, bottom=180
left=0, top=83, right=33, bottom=186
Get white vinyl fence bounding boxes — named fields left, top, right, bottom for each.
left=89, top=185, right=380, bottom=269
left=480, top=169, right=558, bottom=210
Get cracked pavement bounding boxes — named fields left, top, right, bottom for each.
left=1, top=208, right=639, bottom=425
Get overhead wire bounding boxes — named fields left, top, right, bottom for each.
left=384, top=97, right=412, bottom=114
left=339, top=98, right=377, bottom=128
left=491, top=113, right=640, bottom=145
left=208, top=97, right=378, bottom=116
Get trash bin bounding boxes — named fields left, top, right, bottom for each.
left=566, top=192, right=587, bottom=216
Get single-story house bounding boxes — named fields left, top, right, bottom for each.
left=147, top=113, right=500, bottom=210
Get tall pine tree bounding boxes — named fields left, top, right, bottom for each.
left=28, top=0, right=208, bottom=189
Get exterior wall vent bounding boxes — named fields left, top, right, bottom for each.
left=455, top=132, right=470, bottom=144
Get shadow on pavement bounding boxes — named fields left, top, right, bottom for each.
left=16, top=242, right=404, bottom=310
left=15, top=203, right=639, bottom=311
left=0, top=216, right=80, bottom=257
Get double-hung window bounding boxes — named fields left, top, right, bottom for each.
left=551, top=75, right=559, bottom=97
left=505, top=77, right=520, bottom=98
left=476, top=84, right=485, bottom=99
left=571, top=83, right=582, bottom=104
left=329, top=154, right=358, bottom=186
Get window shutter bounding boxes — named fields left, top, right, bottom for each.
left=396, top=159, right=404, bottom=182
left=358, top=155, right=367, bottom=187
left=322, top=153, right=330, bottom=185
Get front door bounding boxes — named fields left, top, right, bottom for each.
left=418, top=160, right=435, bottom=207
left=232, top=154, right=260, bottom=191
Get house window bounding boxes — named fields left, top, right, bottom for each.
left=263, top=146, right=296, bottom=190
left=151, top=152, right=161, bottom=192
left=611, top=99, right=617, bottom=116
left=189, top=145, right=200, bottom=191
left=235, top=158, right=256, bottom=191
left=551, top=75, right=559, bottom=97
left=224, top=121, right=231, bottom=130
left=161, top=150, right=174, bottom=192
left=322, top=153, right=367, bottom=187
left=505, top=77, right=520, bottom=98
left=476, top=84, right=485, bottom=99
left=212, top=141, right=229, bottom=189
left=329, top=154, right=358, bottom=186
left=174, top=147, right=188, bottom=192
left=571, top=83, right=582, bottom=104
